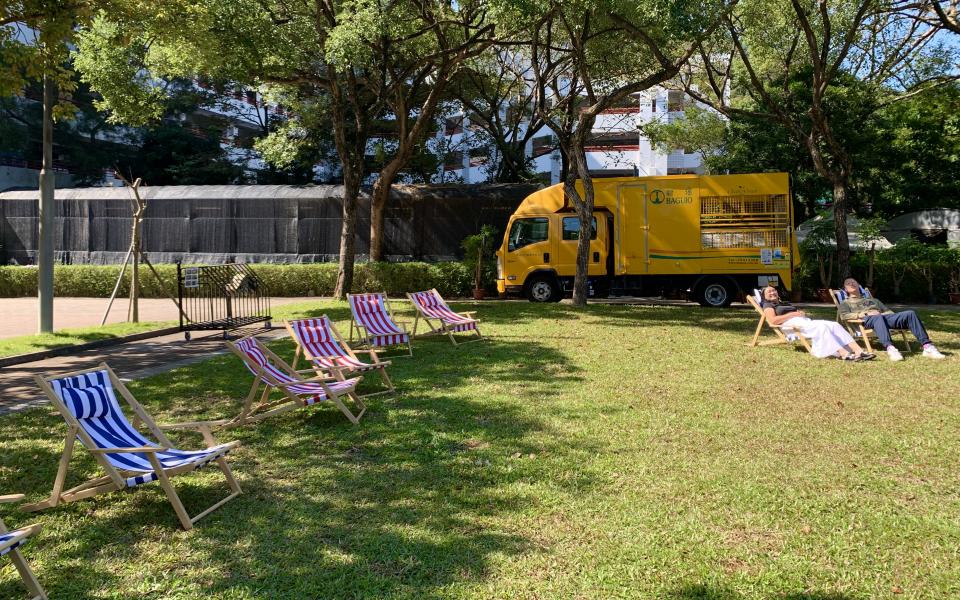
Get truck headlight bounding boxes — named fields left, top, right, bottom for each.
left=496, top=256, right=503, bottom=279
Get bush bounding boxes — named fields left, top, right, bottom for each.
left=0, top=262, right=475, bottom=298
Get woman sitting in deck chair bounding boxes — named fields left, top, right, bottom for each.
left=759, top=286, right=875, bottom=361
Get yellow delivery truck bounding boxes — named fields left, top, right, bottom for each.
left=495, top=173, right=796, bottom=306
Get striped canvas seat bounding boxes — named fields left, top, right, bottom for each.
left=29, top=364, right=243, bottom=531
left=288, top=317, right=379, bottom=373
left=227, top=334, right=367, bottom=425
left=49, top=371, right=235, bottom=488
left=0, top=529, right=27, bottom=556
left=409, top=290, right=478, bottom=333
left=348, top=293, right=410, bottom=349
left=234, top=337, right=360, bottom=404
left=0, top=494, right=45, bottom=600
left=287, top=316, right=395, bottom=398
left=407, top=288, right=483, bottom=345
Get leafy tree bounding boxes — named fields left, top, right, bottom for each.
left=641, top=104, right=727, bottom=174
left=522, top=0, right=735, bottom=306
left=683, top=0, right=957, bottom=281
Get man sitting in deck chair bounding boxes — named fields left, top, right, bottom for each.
left=838, top=277, right=945, bottom=361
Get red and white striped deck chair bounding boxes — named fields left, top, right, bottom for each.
left=286, top=316, right=395, bottom=398
left=347, top=292, right=413, bottom=356
left=227, top=334, right=366, bottom=425
left=407, top=289, right=482, bottom=346
left=0, top=494, right=46, bottom=599
left=26, top=364, right=242, bottom=531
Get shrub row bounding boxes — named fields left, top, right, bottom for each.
left=0, top=262, right=475, bottom=299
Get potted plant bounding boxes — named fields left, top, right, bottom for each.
left=462, top=225, right=497, bottom=300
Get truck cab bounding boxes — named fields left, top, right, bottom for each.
left=497, top=213, right=611, bottom=302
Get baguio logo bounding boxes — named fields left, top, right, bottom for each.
left=649, top=190, right=665, bottom=205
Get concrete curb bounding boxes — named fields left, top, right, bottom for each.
left=0, top=326, right=181, bottom=369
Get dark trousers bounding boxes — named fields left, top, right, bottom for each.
left=863, top=310, right=930, bottom=348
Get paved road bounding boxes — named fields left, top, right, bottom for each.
left=0, top=297, right=310, bottom=339
left=0, top=327, right=285, bottom=417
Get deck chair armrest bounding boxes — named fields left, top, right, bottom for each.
left=0, top=493, right=25, bottom=504
left=87, top=445, right=168, bottom=454
left=294, top=367, right=345, bottom=375
left=460, top=311, right=477, bottom=317
left=158, top=419, right=231, bottom=431
left=845, top=318, right=866, bottom=323
left=274, top=374, right=338, bottom=388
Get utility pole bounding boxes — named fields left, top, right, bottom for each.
left=38, top=73, right=56, bottom=334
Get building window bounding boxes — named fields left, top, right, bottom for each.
left=469, top=148, right=488, bottom=166
left=532, top=135, right=554, bottom=157
left=667, top=91, right=685, bottom=112
left=651, top=98, right=657, bottom=112
left=444, top=116, right=464, bottom=136
left=245, top=91, right=258, bottom=106
left=444, top=150, right=464, bottom=171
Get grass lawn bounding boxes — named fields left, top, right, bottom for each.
left=1, top=300, right=958, bottom=599
left=0, top=321, right=174, bottom=359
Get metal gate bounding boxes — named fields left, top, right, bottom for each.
left=177, top=263, right=272, bottom=340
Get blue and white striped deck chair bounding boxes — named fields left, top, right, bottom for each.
left=0, top=494, right=46, bottom=599
left=830, top=286, right=912, bottom=354
left=25, top=363, right=242, bottom=530
left=746, top=289, right=812, bottom=352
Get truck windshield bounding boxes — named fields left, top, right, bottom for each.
left=508, top=218, right=549, bottom=251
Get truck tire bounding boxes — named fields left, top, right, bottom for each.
left=695, top=278, right=735, bottom=308
left=526, top=275, right=560, bottom=303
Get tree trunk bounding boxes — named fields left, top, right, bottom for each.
left=334, top=175, right=360, bottom=300
left=832, top=180, right=852, bottom=281
left=867, top=245, right=875, bottom=289
left=369, top=162, right=401, bottom=262
left=565, top=140, right=595, bottom=307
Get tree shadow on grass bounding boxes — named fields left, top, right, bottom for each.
left=1, top=332, right=596, bottom=598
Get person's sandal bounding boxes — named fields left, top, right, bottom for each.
left=858, top=352, right=876, bottom=361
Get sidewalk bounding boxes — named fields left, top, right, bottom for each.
left=0, top=297, right=309, bottom=339
left=0, top=327, right=284, bottom=417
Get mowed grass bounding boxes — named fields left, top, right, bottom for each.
left=1, top=300, right=959, bottom=599
left=0, top=321, right=174, bottom=359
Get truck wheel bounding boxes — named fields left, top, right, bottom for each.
left=526, top=276, right=560, bottom=303
left=696, top=278, right=735, bottom=308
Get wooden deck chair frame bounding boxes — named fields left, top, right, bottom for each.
left=226, top=334, right=367, bottom=426
left=25, top=364, right=242, bottom=531
left=286, top=317, right=395, bottom=399
left=0, top=495, right=46, bottom=600
left=346, top=292, right=413, bottom=357
left=406, top=289, right=483, bottom=346
left=828, top=288, right=912, bottom=354
left=746, top=293, right=813, bottom=352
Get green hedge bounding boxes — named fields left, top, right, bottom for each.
left=0, top=262, right=474, bottom=298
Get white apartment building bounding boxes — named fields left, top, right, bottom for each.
left=431, top=88, right=710, bottom=185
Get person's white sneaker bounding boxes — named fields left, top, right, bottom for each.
left=922, top=345, right=946, bottom=359
left=887, top=347, right=904, bottom=362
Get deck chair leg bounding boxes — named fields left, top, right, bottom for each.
left=859, top=326, right=874, bottom=353
left=216, top=456, right=242, bottom=495
left=749, top=317, right=765, bottom=347
left=7, top=547, right=47, bottom=600
left=412, top=315, right=419, bottom=337
left=900, top=331, right=912, bottom=352
left=147, top=454, right=193, bottom=530
left=331, top=392, right=364, bottom=425
left=378, top=366, right=395, bottom=391
left=23, top=430, right=77, bottom=512
left=447, top=328, right=458, bottom=346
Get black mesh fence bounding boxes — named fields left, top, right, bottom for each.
left=0, top=183, right=537, bottom=265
